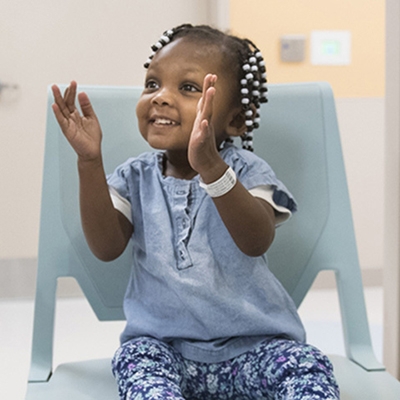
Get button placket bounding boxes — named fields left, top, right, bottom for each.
left=174, top=185, right=193, bottom=270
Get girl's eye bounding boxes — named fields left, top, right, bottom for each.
left=145, top=80, right=159, bottom=90
left=181, top=84, right=200, bottom=93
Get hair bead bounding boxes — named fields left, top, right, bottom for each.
left=238, top=43, right=268, bottom=150
left=160, top=35, right=170, bottom=43
left=242, top=132, right=254, bottom=151
left=147, top=29, right=176, bottom=64
left=151, top=42, right=163, bottom=51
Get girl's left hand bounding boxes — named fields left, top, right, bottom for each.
left=188, top=74, right=226, bottom=179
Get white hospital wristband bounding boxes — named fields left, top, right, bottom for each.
left=199, top=166, right=237, bottom=198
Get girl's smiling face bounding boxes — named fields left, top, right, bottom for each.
left=136, top=37, right=243, bottom=154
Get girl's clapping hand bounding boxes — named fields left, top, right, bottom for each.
left=51, top=81, right=102, bottom=162
left=188, top=74, right=222, bottom=176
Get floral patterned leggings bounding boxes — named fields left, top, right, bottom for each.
left=112, top=336, right=340, bottom=400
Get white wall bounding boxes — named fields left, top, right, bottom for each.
left=336, top=97, right=385, bottom=272
left=0, top=1, right=385, bottom=283
left=0, top=0, right=209, bottom=259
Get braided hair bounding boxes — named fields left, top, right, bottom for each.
left=143, top=24, right=268, bottom=152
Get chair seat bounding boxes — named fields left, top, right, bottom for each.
left=329, top=355, right=400, bottom=399
left=26, top=359, right=118, bottom=400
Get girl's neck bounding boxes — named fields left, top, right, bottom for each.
left=163, top=151, right=198, bottom=180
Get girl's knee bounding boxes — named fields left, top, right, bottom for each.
left=268, top=341, right=339, bottom=399
left=112, top=336, right=181, bottom=376
left=112, top=337, right=185, bottom=399
left=262, top=340, right=333, bottom=373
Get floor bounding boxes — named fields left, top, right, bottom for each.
left=0, top=286, right=383, bottom=400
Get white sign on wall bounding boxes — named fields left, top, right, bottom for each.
left=311, top=30, right=351, bottom=65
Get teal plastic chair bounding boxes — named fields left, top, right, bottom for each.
left=26, top=82, right=400, bottom=399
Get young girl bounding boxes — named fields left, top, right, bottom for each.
left=52, top=24, right=339, bottom=400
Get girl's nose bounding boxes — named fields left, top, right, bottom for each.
left=151, top=87, right=174, bottom=106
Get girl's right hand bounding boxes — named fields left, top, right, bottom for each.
left=51, top=81, right=102, bottom=162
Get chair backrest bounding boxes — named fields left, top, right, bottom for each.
left=29, top=82, right=381, bottom=383
left=259, top=83, right=353, bottom=299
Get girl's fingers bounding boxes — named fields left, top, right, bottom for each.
left=51, top=102, right=68, bottom=130
left=78, top=92, right=96, bottom=119
left=191, top=74, right=217, bottom=144
left=51, top=84, right=70, bottom=120
left=202, top=85, right=215, bottom=123
left=199, top=74, right=216, bottom=109
left=51, top=81, right=78, bottom=118
left=203, top=73, right=217, bottom=90
left=64, top=81, right=77, bottom=113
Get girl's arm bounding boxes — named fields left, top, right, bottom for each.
left=77, top=157, right=133, bottom=261
left=205, top=169, right=275, bottom=257
left=52, top=82, right=133, bottom=261
left=201, top=162, right=276, bottom=257
left=189, top=75, right=275, bottom=257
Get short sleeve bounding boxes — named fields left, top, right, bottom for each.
left=109, top=186, right=132, bottom=223
left=106, top=159, right=134, bottom=223
left=249, top=185, right=292, bottom=226
left=222, top=145, right=298, bottom=214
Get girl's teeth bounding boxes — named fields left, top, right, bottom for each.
left=155, top=118, right=175, bottom=125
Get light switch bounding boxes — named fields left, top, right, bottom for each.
left=280, top=35, right=306, bottom=62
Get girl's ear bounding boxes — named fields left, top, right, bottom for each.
left=226, top=108, right=247, bottom=137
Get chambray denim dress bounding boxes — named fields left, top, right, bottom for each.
left=107, top=143, right=306, bottom=363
